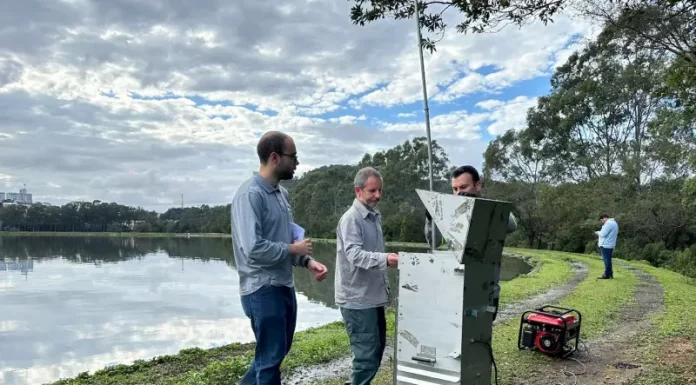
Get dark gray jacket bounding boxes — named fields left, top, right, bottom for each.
left=424, top=211, right=517, bottom=300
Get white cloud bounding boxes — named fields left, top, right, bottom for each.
left=0, top=0, right=597, bottom=210
left=477, top=96, right=539, bottom=136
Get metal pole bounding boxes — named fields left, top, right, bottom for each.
left=414, top=0, right=436, bottom=250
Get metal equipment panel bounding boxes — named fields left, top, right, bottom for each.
left=395, top=251, right=464, bottom=384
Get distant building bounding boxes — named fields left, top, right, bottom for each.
left=0, top=185, right=32, bottom=204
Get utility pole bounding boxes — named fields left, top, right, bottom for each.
left=414, top=0, right=436, bottom=250
left=181, top=194, right=183, bottom=209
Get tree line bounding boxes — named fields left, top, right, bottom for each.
left=2, top=1, right=695, bottom=277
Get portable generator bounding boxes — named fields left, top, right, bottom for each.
left=517, top=305, right=582, bottom=357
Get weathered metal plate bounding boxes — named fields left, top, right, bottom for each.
left=395, top=251, right=463, bottom=384
left=416, top=189, right=475, bottom=263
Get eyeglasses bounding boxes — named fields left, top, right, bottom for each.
left=278, top=152, right=298, bottom=163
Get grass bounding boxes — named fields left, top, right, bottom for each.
left=45, top=248, right=695, bottom=385
left=491, top=251, right=638, bottom=384
left=49, top=320, right=355, bottom=385
left=47, top=316, right=396, bottom=385
left=46, top=248, right=564, bottom=385
left=630, top=261, right=696, bottom=338
left=310, top=249, right=580, bottom=385
left=622, top=261, right=696, bottom=385
left=323, top=250, right=639, bottom=385
left=499, top=248, right=574, bottom=305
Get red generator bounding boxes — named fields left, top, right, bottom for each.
left=518, top=305, right=582, bottom=357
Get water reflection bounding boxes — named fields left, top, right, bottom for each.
left=0, top=236, right=334, bottom=385
left=0, top=235, right=530, bottom=385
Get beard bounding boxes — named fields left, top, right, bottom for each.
left=275, top=167, right=294, bottom=180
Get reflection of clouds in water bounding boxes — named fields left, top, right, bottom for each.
left=2, top=317, right=257, bottom=385
left=2, top=306, right=339, bottom=385
left=2, top=346, right=170, bottom=385
left=0, top=249, right=342, bottom=385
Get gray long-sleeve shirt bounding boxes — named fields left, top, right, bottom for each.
left=231, top=172, right=311, bottom=296
left=335, top=199, right=390, bottom=309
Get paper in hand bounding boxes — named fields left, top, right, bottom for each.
left=290, top=222, right=305, bottom=241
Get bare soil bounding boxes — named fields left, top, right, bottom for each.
left=515, top=263, right=665, bottom=385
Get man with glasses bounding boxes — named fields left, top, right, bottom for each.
left=231, top=130, right=329, bottom=385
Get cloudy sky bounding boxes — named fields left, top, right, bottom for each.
left=0, top=0, right=597, bottom=211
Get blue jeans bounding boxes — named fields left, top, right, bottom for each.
left=239, top=285, right=297, bottom=385
left=600, top=247, right=614, bottom=277
left=341, top=306, right=387, bottom=385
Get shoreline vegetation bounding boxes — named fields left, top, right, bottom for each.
left=44, top=247, right=696, bottom=385
left=0, top=231, right=429, bottom=248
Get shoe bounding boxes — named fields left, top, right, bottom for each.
left=598, top=275, right=610, bottom=279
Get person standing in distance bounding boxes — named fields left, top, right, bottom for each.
left=231, top=130, right=329, bottom=385
left=595, top=214, right=618, bottom=279
left=335, top=167, right=398, bottom=385
left=424, top=165, right=517, bottom=321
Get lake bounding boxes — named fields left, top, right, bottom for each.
left=0, top=235, right=531, bottom=385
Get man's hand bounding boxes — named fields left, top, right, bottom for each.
left=387, top=253, right=398, bottom=268
left=290, top=239, right=312, bottom=256
left=308, top=260, right=328, bottom=281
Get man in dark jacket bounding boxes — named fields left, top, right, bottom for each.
left=424, top=165, right=517, bottom=321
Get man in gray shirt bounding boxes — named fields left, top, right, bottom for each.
left=424, top=165, right=517, bottom=321
left=335, top=167, right=398, bottom=385
left=231, top=130, right=328, bottom=385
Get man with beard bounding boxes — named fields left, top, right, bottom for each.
left=335, top=166, right=399, bottom=385
left=231, top=130, right=329, bottom=385
left=424, top=165, right=517, bottom=321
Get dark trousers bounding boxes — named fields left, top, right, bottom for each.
left=600, top=247, right=614, bottom=277
left=340, top=306, right=387, bottom=385
left=239, top=285, right=297, bottom=385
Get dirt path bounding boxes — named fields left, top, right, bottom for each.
left=515, top=263, right=665, bottom=385
left=495, top=260, right=588, bottom=326
left=285, top=258, right=589, bottom=385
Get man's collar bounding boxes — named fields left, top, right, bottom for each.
left=352, top=198, right=380, bottom=218
left=253, top=172, right=279, bottom=194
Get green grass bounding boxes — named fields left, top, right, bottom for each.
left=499, top=248, right=574, bottom=305
left=48, top=343, right=254, bottom=385
left=332, top=250, right=639, bottom=385
left=630, top=261, right=696, bottom=338
left=47, top=315, right=396, bottom=385
left=176, top=313, right=398, bottom=385
left=621, top=261, right=696, bottom=385
left=311, top=249, right=579, bottom=385
left=492, top=251, right=638, bottom=384
left=49, top=249, right=692, bottom=385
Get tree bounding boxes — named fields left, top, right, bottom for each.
left=523, top=30, right=669, bottom=188
left=348, top=0, right=569, bottom=52
left=484, top=129, right=554, bottom=247
left=581, top=0, right=696, bottom=109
